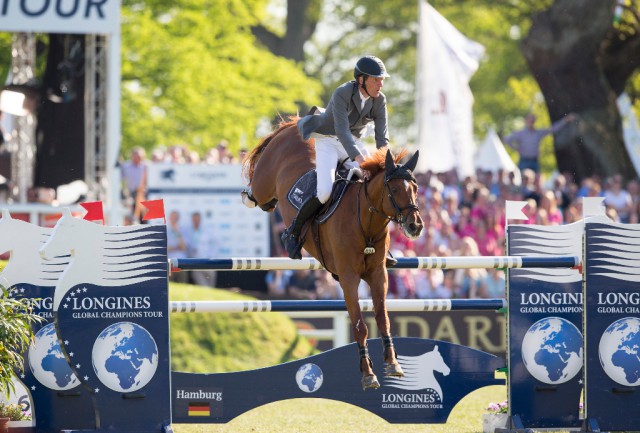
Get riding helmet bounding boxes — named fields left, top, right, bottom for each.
left=353, top=56, right=390, bottom=79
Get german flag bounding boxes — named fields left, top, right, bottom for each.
left=188, top=402, right=210, bottom=417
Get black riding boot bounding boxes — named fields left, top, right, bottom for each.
left=281, top=197, right=323, bottom=260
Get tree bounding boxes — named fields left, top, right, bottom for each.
left=120, top=0, right=322, bottom=155
left=521, top=0, right=640, bottom=180
left=255, top=0, right=640, bottom=180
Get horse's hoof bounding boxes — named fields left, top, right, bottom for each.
left=362, top=374, right=380, bottom=390
left=384, top=363, right=405, bottom=378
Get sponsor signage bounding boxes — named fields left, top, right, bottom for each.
left=147, top=163, right=269, bottom=258
left=584, top=218, right=640, bottom=431
left=0, top=0, right=121, bottom=34
left=0, top=217, right=95, bottom=432
left=298, top=311, right=506, bottom=356
left=507, top=222, right=583, bottom=429
left=42, top=222, right=171, bottom=431
left=172, top=337, right=504, bottom=424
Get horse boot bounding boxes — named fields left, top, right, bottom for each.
left=358, top=345, right=380, bottom=390
left=281, top=197, right=323, bottom=260
left=382, top=335, right=404, bottom=377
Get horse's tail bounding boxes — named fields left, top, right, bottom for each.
left=242, top=117, right=299, bottom=184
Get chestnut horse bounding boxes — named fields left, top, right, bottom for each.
left=242, top=120, right=424, bottom=389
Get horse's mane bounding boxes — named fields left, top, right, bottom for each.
left=361, top=147, right=408, bottom=178
left=243, top=117, right=300, bottom=182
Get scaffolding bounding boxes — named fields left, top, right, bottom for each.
left=7, top=33, right=109, bottom=204
left=7, top=33, right=36, bottom=203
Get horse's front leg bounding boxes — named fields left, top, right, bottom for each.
left=340, top=271, right=380, bottom=390
left=364, top=267, right=404, bottom=378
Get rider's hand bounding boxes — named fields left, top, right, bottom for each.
left=347, top=167, right=364, bottom=181
left=354, top=155, right=365, bottom=165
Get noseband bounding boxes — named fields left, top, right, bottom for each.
left=382, top=167, right=420, bottom=225
left=356, top=166, right=420, bottom=255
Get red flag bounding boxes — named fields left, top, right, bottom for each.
left=141, top=199, right=166, bottom=223
left=80, top=201, right=104, bottom=223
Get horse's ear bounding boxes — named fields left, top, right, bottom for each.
left=2, top=209, right=10, bottom=219
left=403, top=150, right=419, bottom=172
left=63, top=207, right=72, bottom=217
left=385, top=149, right=395, bottom=177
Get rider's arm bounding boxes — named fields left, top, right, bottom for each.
left=371, top=94, right=390, bottom=149
left=332, top=86, right=364, bottom=161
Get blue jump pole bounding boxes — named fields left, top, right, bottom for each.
left=169, top=298, right=506, bottom=313
left=170, top=255, right=580, bottom=272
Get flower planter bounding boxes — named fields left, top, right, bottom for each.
left=0, top=418, right=9, bottom=433
left=482, top=413, right=509, bottom=433
left=8, top=420, right=34, bottom=433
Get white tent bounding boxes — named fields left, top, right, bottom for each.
left=475, top=128, right=521, bottom=184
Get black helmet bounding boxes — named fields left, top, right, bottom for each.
left=353, top=56, right=390, bottom=79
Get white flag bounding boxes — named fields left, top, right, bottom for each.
left=415, top=0, right=485, bottom=178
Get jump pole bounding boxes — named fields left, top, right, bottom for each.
left=170, top=255, right=580, bottom=272
left=169, top=298, right=506, bottom=313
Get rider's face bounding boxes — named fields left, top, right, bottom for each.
left=361, top=76, right=384, bottom=98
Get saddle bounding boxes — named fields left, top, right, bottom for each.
left=286, top=166, right=355, bottom=224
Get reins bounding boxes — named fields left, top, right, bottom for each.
left=358, top=171, right=420, bottom=255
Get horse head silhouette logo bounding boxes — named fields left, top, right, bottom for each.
left=384, top=345, right=451, bottom=402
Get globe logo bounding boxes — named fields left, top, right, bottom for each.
left=92, top=322, right=158, bottom=392
left=599, top=317, right=640, bottom=386
left=28, top=323, right=80, bottom=390
left=295, top=363, right=323, bottom=393
left=521, top=317, right=583, bottom=384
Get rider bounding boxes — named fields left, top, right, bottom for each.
left=281, top=55, right=391, bottom=260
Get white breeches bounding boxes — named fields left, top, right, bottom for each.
left=313, top=134, right=370, bottom=204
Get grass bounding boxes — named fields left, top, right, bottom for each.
left=171, top=386, right=507, bottom=433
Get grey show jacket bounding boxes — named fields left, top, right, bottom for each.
left=297, top=81, right=390, bottom=160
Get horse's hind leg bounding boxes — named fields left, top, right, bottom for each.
left=365, top=270, right=404, bottom=378
left=341, top=272, right=380, bottom=390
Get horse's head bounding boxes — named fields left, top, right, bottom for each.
left=383, top=149, right=424, bottom=239
left=429, top=345, right=451, bottom=376
left=40, top=208, right=79, bottom=260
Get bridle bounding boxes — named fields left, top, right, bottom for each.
left=357, top=165, right=420, bottom=254
left=381, top=166, right=420, bottom=225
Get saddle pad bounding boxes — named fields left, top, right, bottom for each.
left=286, top=169, right=352, bottom=224
left=287, top=169, right=317, bottom=211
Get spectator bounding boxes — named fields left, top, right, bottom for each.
left=481, top=269, right=506, bottom=298
left=120, top=147, right=147, bottom=221
left=286, top=269, right=317, bottom=299
left=315, top=271, right=343, bottom=300
left=216, top=140, right=233, bottom=164
left=604, top=174, right=633, bottom=223
left=184, top=211, right=218, bottom=287
left=453, top=237, right=487, bottom=298
left=265, top=269, right=290, bottom=297
left=503, top=112, right=577, bottom=173
left=167, top=210, right=188, bottom=283
left=540, top=190, right=563, bottom=225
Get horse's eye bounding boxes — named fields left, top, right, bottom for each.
left=391, top=186, right=398, bottom=194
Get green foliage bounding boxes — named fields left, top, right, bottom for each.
left=169, top=283, right=315, bottom=373
left=0, top=402, right=28, bottom=421
left=120, top=0, right=322, bottom=156
left=0, top=288, right=42, bottom=398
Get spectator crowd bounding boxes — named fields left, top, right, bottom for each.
left=119, top=140, right=640, bottom=303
